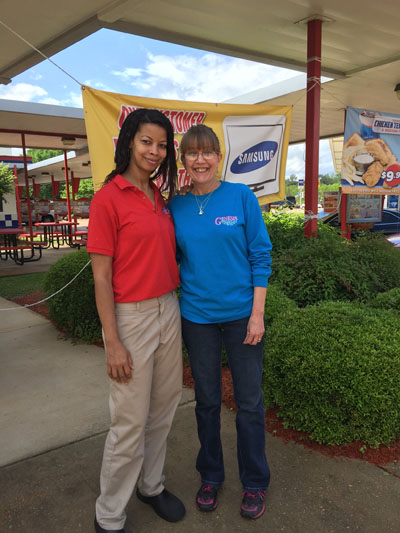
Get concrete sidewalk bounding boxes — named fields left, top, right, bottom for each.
left=0, top=296, right=399, bottom=532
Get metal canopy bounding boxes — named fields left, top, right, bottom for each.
left=1, top=0, right=400, bottom=80
left=0, top=1, right=400, bottom=141
left=0, top=99, right=87, bottom=150
left=228, top=61, right=400, bottom=143
left=15, top=151, right=92, bottom=185
left=0, top=100, right=90, bottom=186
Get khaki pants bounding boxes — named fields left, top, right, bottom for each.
left=96, top=291, right=182, bottom=530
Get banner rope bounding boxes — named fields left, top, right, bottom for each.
left=0, top=18, right=82, bottom=87
left=0, top=260, right=91, bottom=312
left=303, top=210, right=319, bottom=222
left=0, top=18, right=348, bottom=121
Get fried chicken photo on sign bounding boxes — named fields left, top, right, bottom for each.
left=342, top=133, right=368, bottom=185
left=362, top=161, right=384, bottom=187
left=365, top=138, right=396, bottom=167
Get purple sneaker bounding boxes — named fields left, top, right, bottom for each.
left=196, top=484, right=219, bottom=512
left=240, top=490, right=266, bottom=519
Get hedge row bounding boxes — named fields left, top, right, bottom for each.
left=263, top=301, right=400, bottom=447
left=44, top=214, right=400, bottom=447
left=270, top=233, right=400, bottom=307
left=44, top=250, right=102, bottom=343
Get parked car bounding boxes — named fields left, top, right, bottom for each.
left=269, top=196, right=297, bottom=209
left=322, top=209, right=400, bottom=235
left=21, top=209, right=55, bottom=224
left=286, top=195, right=296, bottom=207
left=386, top=233, right=400, bottom=247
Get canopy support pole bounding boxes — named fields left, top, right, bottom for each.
left=304, top=18, right=322, bottom=238
left=21, top=133, right=34, bottom=240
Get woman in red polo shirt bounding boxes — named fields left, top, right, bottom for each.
left=87, top=109, right=185, bottom=533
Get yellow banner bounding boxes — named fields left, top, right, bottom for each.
left=82, top=86, right=292, bottom=204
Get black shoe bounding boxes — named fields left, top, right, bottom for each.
left=94, top=516, right=125, bottom=533
left=136, top=488, right=186, bottom=522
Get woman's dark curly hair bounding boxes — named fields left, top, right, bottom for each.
left=104, top=108, right=177, bottom=200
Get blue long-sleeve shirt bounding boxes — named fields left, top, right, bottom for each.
left=169, top=181, right=272, bottom=323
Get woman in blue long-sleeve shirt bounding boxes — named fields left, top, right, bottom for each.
left=169, top=124, right=272, bottom=521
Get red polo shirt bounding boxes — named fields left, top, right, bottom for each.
left=87, top=175, right=179, bottom=302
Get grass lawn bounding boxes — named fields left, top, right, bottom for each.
left=0, top=272, right=47, bottom=299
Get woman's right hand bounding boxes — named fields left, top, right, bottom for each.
left=177, top=183, right=193, bottom=195
left=105, top=339, right=134, bottom=384
left=91, top=253, right=134, bottom=385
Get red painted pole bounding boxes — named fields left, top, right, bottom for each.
left=304, top=19, right=322, bottom=238
left=31, top=178, right=39, bottom=223
left=340, top=191, right=348, bottom=239
left=13, top=165, right=22, bottom=228
left=71, top=171, right=77, bottom=226
left=63, top=150, right=72, bottom=222
left=21, top=133, right=34, bottom=241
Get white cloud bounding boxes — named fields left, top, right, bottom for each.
left=319, top=140, right=336, bottom=175
left=39, top=92, right=82, bottom=108
left=30, top=71, right=43, bottom=81
left=286, top=145, right=306, bottom=177
left=67, top=92, right=83, bottom=108
left=0, top=82, right=47, bottom=101
left=0, top=78, right=83, bottom=108
left=112, top=51, right=300, bottom=102
left=112, top=67, right=143, bottom=80
left=39, top=97, right=62, bottom=105
left=285, top=140, right=335, bottom=178
left=109, top=51, right=336, bottom=176
left=84, top=80, right=115, bottom=92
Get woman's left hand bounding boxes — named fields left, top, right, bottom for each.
left=244, top=314, right=265, bottom=345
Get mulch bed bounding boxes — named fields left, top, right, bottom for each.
left=11, top=291, right=51, bottom=320
left=13, top=291, right=400, bottom=468
left=185, top=364, right=400, bottom=468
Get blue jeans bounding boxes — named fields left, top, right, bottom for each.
left=182, top=316, right=270, bottom=491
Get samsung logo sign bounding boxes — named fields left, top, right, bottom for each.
left=230, top=141, right=278, bottom=174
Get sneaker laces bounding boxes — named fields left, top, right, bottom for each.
left=241, top=490, right=265, bottom=509
left=197, top=484, right=217, bottom=502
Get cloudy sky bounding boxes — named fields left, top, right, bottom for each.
left=0, top=28, right=335, bottom=177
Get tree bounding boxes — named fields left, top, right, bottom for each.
left=285, top=174, right=299, bottom=187
left=76, top=178, right=94, bottom=199
left=285, top=174, right=299, bottom=198
left=27, top=148, right=63, bottom=163
left=319, top=182, right=340, bottom=194
left=56, top=178, right=94, bottom=200
left=37, top=184, right=53, bottom=200
left=0, top=163, right=14, bottom=210
left=319, top=173, right=341, bottom=185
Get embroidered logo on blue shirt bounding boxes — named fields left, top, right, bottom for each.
left=215, top=216, right=238, bottom=226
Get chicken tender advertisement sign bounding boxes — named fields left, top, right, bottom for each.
left=82, top=86, right=292, bottom=205
left=341, top=107, right=400, bottom=195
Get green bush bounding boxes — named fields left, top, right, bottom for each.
left=368, top=287, right=400, bottom=313
left=44, top=250, right=101, bottom=343
left=263, top=301, right=400, bottom=447
left=270, top=232, right=400, bottom=307
left=265, top=284, right=297, bottom=327
left=263, top=211, right=340, bottom=256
